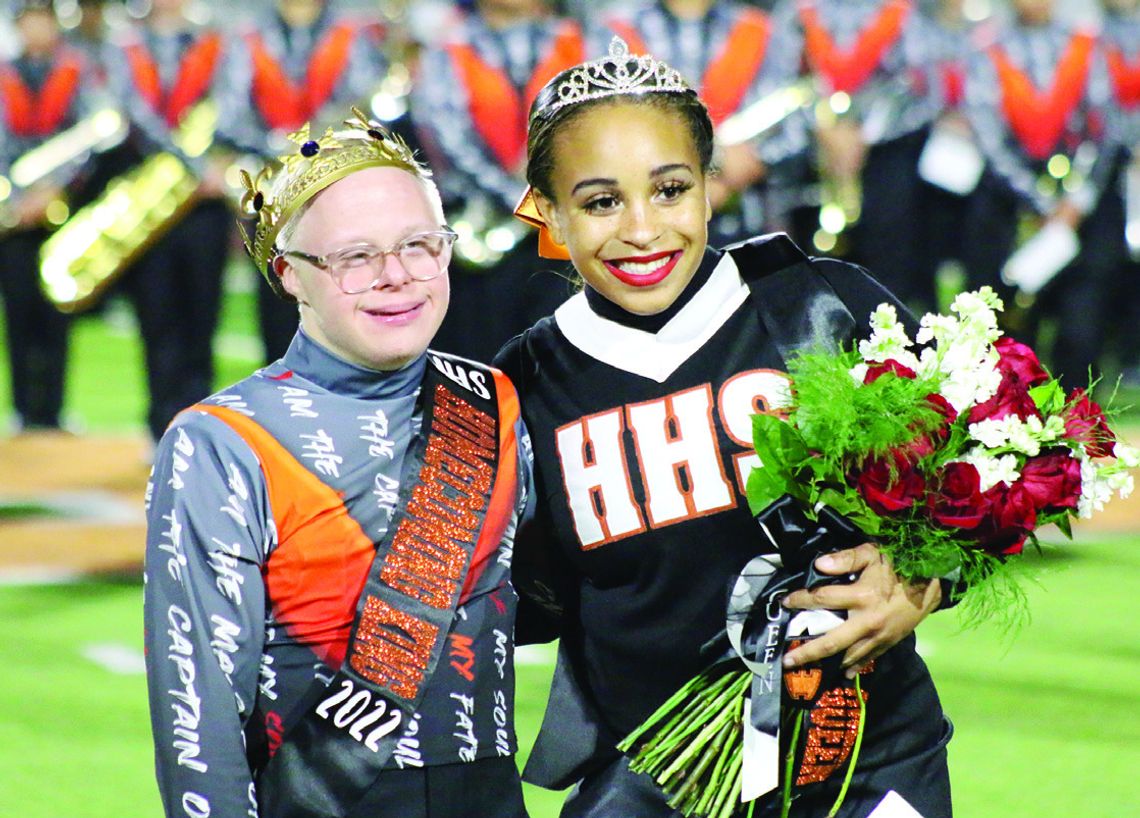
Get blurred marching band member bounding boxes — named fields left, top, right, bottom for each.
left=213, top=0, right=387, bottom=364
left=101, top=0, right=231, bottom=445
left=0, top=0, right=101, bottom=431
left=909, top=0, right=989, bottom=305
left=764, top=0, right=944, bottom=314
left=595, top=0, right=798, bottom=247
left=1096, top=0, right=1140, bottom=380
left=409, top=0, right=583, bottom=364
left=959, top=0, right=1117, bottom=386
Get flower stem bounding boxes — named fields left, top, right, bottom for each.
left=780, top=711, right=805, bottom=818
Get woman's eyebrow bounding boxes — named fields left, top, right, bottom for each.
left=570, top=164, right=693, bottom=196
left=571, top=177, right=617, bottom=195
left=650, top=163, right=692, bottom=177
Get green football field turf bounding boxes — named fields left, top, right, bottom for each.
left=1, top=537, right=1138, bottom=818
left=1, top=270, right=1138, bottom=816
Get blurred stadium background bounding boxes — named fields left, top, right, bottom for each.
left=2, top=0, right=1139, bottom=816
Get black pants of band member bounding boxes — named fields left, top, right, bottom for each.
left=0, top=227, right=70, bottom=429
left=120, top=198, right=231, bottom=442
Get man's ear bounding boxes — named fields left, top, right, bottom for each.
left=532, top=190, right=565, bottom=247
left=272, top=255, right=301, bottom=302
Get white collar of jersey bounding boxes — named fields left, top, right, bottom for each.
left=553, top=251, right=749, bottom=383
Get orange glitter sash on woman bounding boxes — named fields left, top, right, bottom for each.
left=989, top=32, right=1095, bottom=161
left=0, top=52, right=82, bottom=137
left=447, top=21, right=584, bottom=171
left=1107, top=45, right=1140, bottom=109
left=799, top=0, right=911, bottom=95
left=125, top=32, right=222, bottom=128
left=609, top=9, right=772, bottom=126
left=247, top=22, right=356, bottom=132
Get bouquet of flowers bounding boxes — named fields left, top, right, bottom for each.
left=618, top=288, right=1136, bottom=818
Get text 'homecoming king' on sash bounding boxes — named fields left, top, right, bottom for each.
left=200, top=353, right=511, bottom=818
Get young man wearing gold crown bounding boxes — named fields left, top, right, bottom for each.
left=142, top=110, right=533, bottom=818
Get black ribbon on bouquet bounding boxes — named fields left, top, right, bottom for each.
left=715, top=495, right=868, bottom=796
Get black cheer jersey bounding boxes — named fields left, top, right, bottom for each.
left=495, top=239, right=951, bottom=788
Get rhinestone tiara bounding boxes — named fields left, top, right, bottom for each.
left=537, top=36, right=693, bottom=118
left=238, top=107, right=429, bottom=294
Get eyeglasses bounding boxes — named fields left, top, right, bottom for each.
left=284, top=229, right=458, bottom=293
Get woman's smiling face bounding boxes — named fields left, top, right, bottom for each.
left=534, top=100, right=712, bottom=316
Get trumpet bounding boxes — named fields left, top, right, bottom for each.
left=0, top=107, right=126, bottom=234
left=40, top=99, right=217, bottom=313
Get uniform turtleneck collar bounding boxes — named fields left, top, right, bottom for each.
left=272, top=328, right=426, bottom=400
left=583, top=247, right=723, bottom=332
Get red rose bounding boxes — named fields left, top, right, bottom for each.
left=1064, top=389, right=1116, bottom=458
left=856, top=451, right=926, bottom=514
left=967, top=370, right=1041, bottom=425
left=927, top=461, right=988, bottom=529
left=993, top=337, right=1050, bottom=387
left=977, top=482, right=1037, bottom=555
left=1018, top=450, right=1082, bottom=511
left=921, top=393, right=958, bottom=448
left=926, top=393, right=958, bottom=424
left=863, top=359, right=917, bottom=384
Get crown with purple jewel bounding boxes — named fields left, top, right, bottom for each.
left=538, top=36, right=693, bottom=119
left=238, top=107, right=429, bottom=283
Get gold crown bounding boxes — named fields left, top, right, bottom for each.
left=239, top=107, right=428, bottom=289
left=538, top=37, right=692, bottom=118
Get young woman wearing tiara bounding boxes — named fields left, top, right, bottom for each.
left=496, top=40, right=955, bottom=818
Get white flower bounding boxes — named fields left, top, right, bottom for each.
left=1114, top=442, right=1140, bottom=469
left=936, top=352, right=1002, bottom=413
left=849, top=363, right=869, bottom=384
left=949, top=288, right=1003, bottom=334
left=968, top=414, right=1063, bottom=457
left=858, top=304, right=918, bottom=366
left=1078, top=454, right=1114, bottom=518
left=1108, top=470, right=1134, bottom=500
left=961, top=451, right=1021, bottom=492
left=969, top=418, right=1012, bottom=449
left=1042, top=415, right=1066, bottom=441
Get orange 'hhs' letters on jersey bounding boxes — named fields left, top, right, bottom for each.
left=556, top=369, right=791, bottom=550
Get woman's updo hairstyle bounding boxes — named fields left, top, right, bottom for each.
left=525, top=39, right=715, bottom=201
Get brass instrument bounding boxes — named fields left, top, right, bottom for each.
left=716, top=80, right=816, bottom=147
left=812, top=91, right=864, bottom=255
left=40, top=99, right=217, bottom=313
left=0, top=107, right=126, bottom=233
